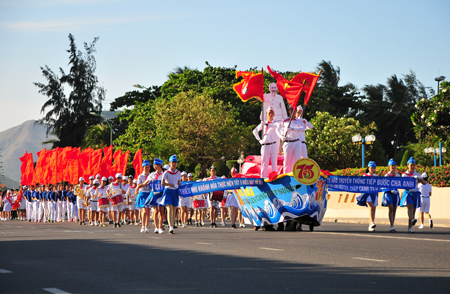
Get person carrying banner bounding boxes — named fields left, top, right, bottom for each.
left=356, top=161, right=379, bottom=231
left=135, top=159, right=152, bottom=233
left=381, top=159, right=401, bottom=232
left=178, top=171, right=191, bottom=228
left=253, top=106, right=280, bottom=178
left=206, top=166, right=222, bottom=228
left=160, top=155, right=182, bottom=234
left=142, top=158, right=165, bottom=233
left=418, top=172, right=433, bottom=229
left=400, top=157, right=424, bottom=233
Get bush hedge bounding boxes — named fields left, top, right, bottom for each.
left=332, top=164, right=450, bottom=187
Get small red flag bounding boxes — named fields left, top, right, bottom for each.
left=80, top=147, right=93, bottom=180
left=33, top=148, right=47, bottom=185
left=90, top=149, right=103, bottom=177
left=120, top=150, right=130, bottom=176
left=233, top=70, right=264, bottom=102
left=133, top=149, right=143, bottom=177
left=101, top=145, right=113, bottom=178
left=291, top=72, right=320, bottom=106
left=19, top=152, right=34, bottom=185
left=267, top=66, right=304, bottom=108
left=112, top=149, right=122, bottom=175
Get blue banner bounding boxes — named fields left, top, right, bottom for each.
left=326, top=176, right=417, bottom=193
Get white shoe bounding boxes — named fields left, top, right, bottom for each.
left=158, top=228, right=164, bottom=234
left=221, top=222, right=226, bottom=226
left=144, top=227, right=149, bottom=233
left=368, top=226, right=375, bottom=231
left=389, top=226, right=397, bottom=232
left=182, top=224, right=186, bottom=228
left=370, top=222, right=376, bottom=229
left=154, top=228, right=158, bottom=233
left=418, top=224, right=424, bottom=229
left=140, top=227, right=145, bottom=233
left=408, top=228, right=414, bottom=233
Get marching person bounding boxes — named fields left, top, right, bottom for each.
left=160, top=155, right=182, bottom=234
left=220, top=176, right=228, bottom=226
left=193, top=179, right=207, bottom=227
left=356, top=161, right=379, bottom=231
left=97, top=177, right=110, bottom=226
left=145, top=158, right=166, bottom=233
left=88, top=179, right=100, bottom=226
left=178, top=171, right=191, bottom=228
left=400, top=157, right=424, bottom=233
left=121, top=176, right=130, bottom=225
left=25, top=185, right=34, bottom=222
left=253, top=106, right=280, bottom=178
left=135, top=159, right=153, bottom=233
left=295, top=105, right=313, bottom=158
left=276, top=106, right=306, bottom=174
left=109, top=173, right=126, bottom=228
left=67, top=185, right=76, bottom=222
left=206, top=166, right=222, bottom=228
left=418, top=172, right=433, bottom=229
left=381, top=159, right=401, bottom=232
left=126, top=178, right=138, bottom=225
left=76, top=177, right=88, bottom=225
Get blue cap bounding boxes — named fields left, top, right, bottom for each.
left=368, top=161, right=376, bottom=168
left=407, top=157, right=416, bottom=165
left=153, top=158, right=163, bottom=165
left=388, top=158, right=396, bottom=166
left=169, top=154, right=178, bottom=162
left=142, top=160, right=151, bottom=167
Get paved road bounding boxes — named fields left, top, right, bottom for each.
left=1, top=220, right=450, bottom=294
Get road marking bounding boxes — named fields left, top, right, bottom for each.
left=196, top=242, right=212, bottom=245
left=0, top=269, right=12, bottom=273
left=149, top=237, right=161, bottom=239
left=259, top=247, right=284, bottom=251
left=43, top=288, right=70, bottom=294
left=352, top=257, right=388, bottom=262
left=317, top=232, right=450, bottom=243
left=113, top=234, right=124, bottom=236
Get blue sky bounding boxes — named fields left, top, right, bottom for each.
left=0, top=0, right=449, bottom=132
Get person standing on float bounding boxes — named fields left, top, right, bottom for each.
left=356, top=161, right=379, bottom=231
left=253, top=106, right=280, bottom=178
left=400, top=157, right=424, bottom=233
left=160, top=155, right=181, bottom=234
left=276, top=106, right=305, bottom=174
left=294, top=105, right=313, bottom=158
left=381, top=159, right=401, bottom=232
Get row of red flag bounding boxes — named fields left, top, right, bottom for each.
left=233, top=65, right=320, bottom=108
left=20, top=147, right=144, bottom=186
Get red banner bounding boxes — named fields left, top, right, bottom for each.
left=133, top=149, right=143, bottom=177
left=112, top=149, right=122, bottom=175
left=233, top=70, right=264, bottom=102
left=19, top=152, right=34, bottom=185
left=120, top=150, right=130, bottom=176
left=101, top=145, right=113, bottom=178
left=267, top=66, right=305, bottom=108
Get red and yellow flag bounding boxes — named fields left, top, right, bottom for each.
left=291, top=72, right=320, bottom=106
left=267, top=66, right=304, bottom=108
left=233, top=70, right=264, bottom=102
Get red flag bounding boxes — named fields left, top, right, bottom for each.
left=133, top=149, right=143, bottom=177
left=112, top=149, right=122, bottom=175
left=90, top=149, right=102, bottom=177
left=291, top=72, right=320, bottom=106
left=120, top=150, right=130, bottom=176
left=45, top=148, right=59, bottom=185
left=63, top=148, right=79, bottom=182
left=267, top=66, right=304, bottom=108
left=67, top=160, right=79, bottom=185
left=233, top=70, right=264, bottom=102
left=101, top=145, right=113, bottom=178
left=20, top=152, right=35, bottom=185
left=33, top=148, right=47, bottom=184
left=57, top=147, right=71, bottom=183
left=79, top=147, right=93, bottom=181
left=19, top=152, right=29, bottom=185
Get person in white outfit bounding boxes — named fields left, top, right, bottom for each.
left=295, top=105, right=313, bottom=158
left=418, top=172, right=433, bottom=229
left=253, top=106, right=280, bottom=178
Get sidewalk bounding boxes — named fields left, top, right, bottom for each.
left=323, top=217, right=450, bottom=228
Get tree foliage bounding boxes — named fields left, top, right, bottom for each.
left=34, top=34, right=105, bottom=148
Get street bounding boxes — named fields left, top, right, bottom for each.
left=1, top=220, right=450, bottom=294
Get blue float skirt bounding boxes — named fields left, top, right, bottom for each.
left=356, top=192, right=378, bottom=207
left=145, top=191, right=162, bottom=208
left=135, top=191, right=150, bottom=209
left=400, top=190, right=421, bottom=208
left=381, top=191, right=400, bottom=207
left=157, top=188, right=179, bottom=207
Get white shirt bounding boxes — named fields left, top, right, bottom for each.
left=109, top=182, right=124, bottom=196
left=276, top=118, right=305, bottom=141
left=96, top=186, right=108, bottom=198
left=137, top=173, right=151, bottom=193
left=253, top=121, right=280, bottom=144
left=122, top=183, right=130, bottom=196
left=162, top=169, right=181, bottom=190
left=127, top=185, right=137, bottom=202
left=296, top=118, right=313, bottom=142
left=418, top=183, right=431, bottom=197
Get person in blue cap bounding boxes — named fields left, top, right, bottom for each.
left=142, top=158, right=165, bottom=234
left=160, top=154, right=182, bottom=234
left=400, top=157, right=425, bottom=233
left=356, top=161, right=379, bottom=231
left=135, top=159, right=152, bottom=233
left=382, top=159, right=401, bottom=232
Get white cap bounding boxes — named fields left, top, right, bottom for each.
left=89, top=175, right=95, bottom=180
left=108, top=176, right=114, bottom=180
left=79, top=177, right=85, bottom=182
left=267, top=106, right=275, bottom=112
left=221, top=175, right=227, bottom=179
left=95, top=174, right=101, bottom=179
left=421, top=172, right=428, bottom=178
left=115, top=173, right=122, bottom=178
left=101, top=177, right=108, bottom=181
left=123, top=176, right=129, bottom=181
left=163, top=164, right=170, bottom=170
left=187, top=173, right=193, bottom=177
left=93, top=179, right=100, bottom=185
left=23, top=185, right=27, bottom=189
left=133, top=179, right=137, bottom=183
left=210, top=165, right=216, bottom=170
left=297, top=105, right=303, bottom=111
left=181, top=171, right=187, bottom=176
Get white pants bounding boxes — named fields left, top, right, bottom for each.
left=283, top=141, right=303, bottom=174
left=68, top=203, right=76, bottom=221
left=26, top=201, right=33, bottom=220
left=260, top=143, right=279, bottom=178
left=56, top=202, right=62, bottom=221
left=49, top=202, right=56, bottom=221
left=33, top=202, right=40, bottom=221
left=420, top=197, right=430, bottom=213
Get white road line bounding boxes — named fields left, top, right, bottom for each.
left=43, top=288, right=70, bottom=294
left=0, top=269, right=12, bottom=273
left=196, top=242, right=212, bottom=245
left=259, top=247, right=284, bottom=251
left=113, top=234, right=124, bottom=236
left=148, top=237, right=161, bottom=239
left=352, top=257, right=388, bottom=262
left=317, top=231, right=450, bottom=243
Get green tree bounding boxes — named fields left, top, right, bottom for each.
left=34, top=34, right=105, bottom=148
left=307, top=111, right=383, bottom=170
left=81, top=123, right=110, bottom=149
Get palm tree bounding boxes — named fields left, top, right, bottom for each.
left=81, top=123, right=110, bottom=149
left=316, top=60, right=340, bottom=87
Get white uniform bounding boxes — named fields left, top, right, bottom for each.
left=296, top=118, right=313, bottom=158
left=418, top=183, right=432, bottom=213
left=96, top=186, right=109, bottom=212
left=260, top=93, right=288, bottom=123
left=122, top=183, right=130, bottom=211
left=109, top=183, right=124, bottom=212
left=126, top=185, right=137, bottom=210
left=253, top=121, right=280, bottom=178
left=76, top=184, right=88, bottom=211
left=88, top=187, right=98, bottom=211
left=276, top=118, right=305, bottom=174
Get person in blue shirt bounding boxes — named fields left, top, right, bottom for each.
left=40, top=186, right=48, bottom=223
left=25, top=187, right=33, bottom=222
left=47, top=185, right=57, bottom=223
left=56, top=185, right=63, bottom=222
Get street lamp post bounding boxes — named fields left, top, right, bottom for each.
left=90, top=112, right=113, bottom=146
left=424, top=147, right=437, bottom=167
left=352, top=134, right=376, bottom=168
left=237, top=153, right=245, bottom=173
left=425, top=145, right=447, bottom=167
left=435, top=76, right=446, bottom=94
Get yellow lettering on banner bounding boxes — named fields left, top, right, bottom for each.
left=338, top=194, right=343, bottom=203
left=351, top=194, right=356, bottom=203
left=344, top=194, right=349, bottom=203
